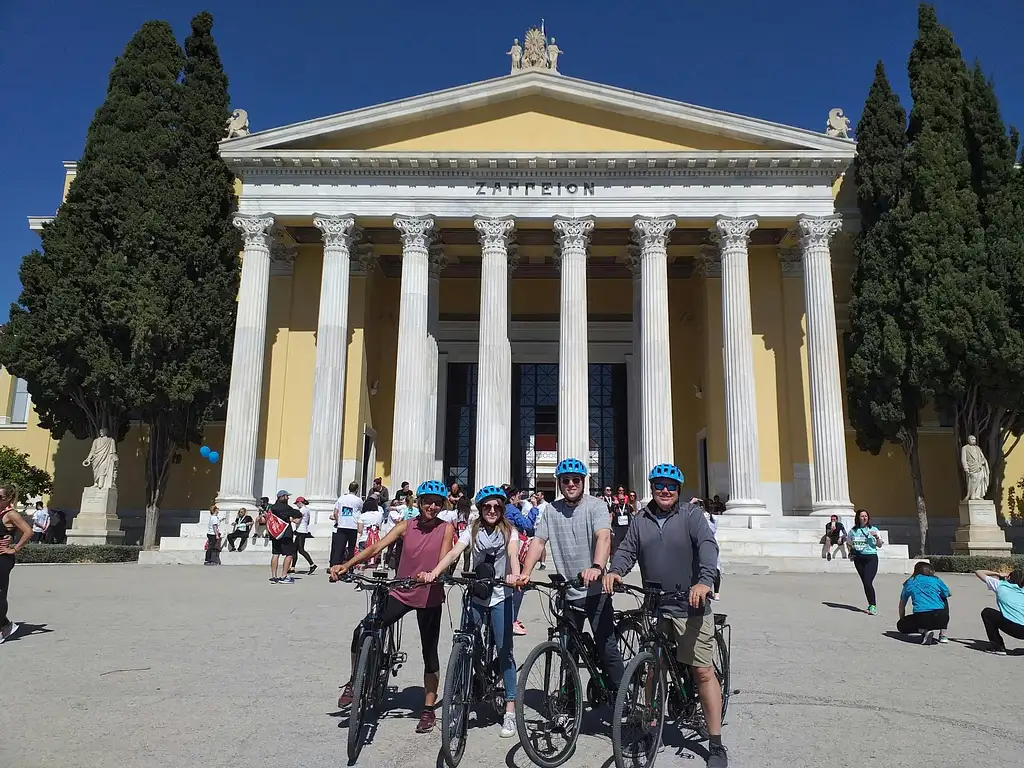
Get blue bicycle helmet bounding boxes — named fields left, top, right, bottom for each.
left=648, top=463, right=684, bottom=485
left=474, top=485, right=507, bottom=506
left=554, top=457, right=589, bottom=477
left=416, top=480, right=448, bottom=499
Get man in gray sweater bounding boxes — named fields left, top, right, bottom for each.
left=603, top=463, right=727, bottom=768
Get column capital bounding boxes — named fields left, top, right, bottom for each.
left=428, top=243, right=448, bottom=277
left=312, top=214, right=358, bottom=248
left=393, top=215, right=436, bottom=251
left=474, top=217, right=516, bottom=250
left=631, top=216, right=677, bottom=252
left=714, top=216, right=758, bottom=249
left=795, top=215, right=843, bottom=248
left=778, top=245, right=803, bottom=277
left=552, top=216, right=595, bottom=250
left=232, top=214, right=275, bottom=249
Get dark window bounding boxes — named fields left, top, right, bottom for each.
left=443, top=363, right=478, bottom=490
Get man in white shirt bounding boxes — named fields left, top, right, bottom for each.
left=31, top=502, right=50, bottom=544
left=331, top=482, right=363, bottom=567
left=205, top=510, right=221, bottom=565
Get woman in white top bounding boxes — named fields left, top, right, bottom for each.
left=293, top=497, right=317, bottom=575
left=419, top=485, right=521, bottom=738
left=356, top=497, right=384, bottom=569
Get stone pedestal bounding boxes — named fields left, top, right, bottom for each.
left=951, top=499, right=1011, bottom=556
left=68, top=487, right=125, bottom=545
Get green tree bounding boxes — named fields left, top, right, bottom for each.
left=0, top=21, right=184, bottom=446
left=845, top=62, right=933, bottom=551
left=131, top=12, right=240, bottom=548
left=0, top=446, right=53, bottom=501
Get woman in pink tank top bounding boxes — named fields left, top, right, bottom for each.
left=329, top=481, right=454, bottom=734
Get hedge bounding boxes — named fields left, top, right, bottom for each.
left=16, top=544, right=141, bottom=564
left=928, top=555, right=1024, bottom=573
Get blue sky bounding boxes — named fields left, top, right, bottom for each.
left=1, top=0, right=1021, bottom=318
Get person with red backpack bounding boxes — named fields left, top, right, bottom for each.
left=267, top=490, right=302, bottom=584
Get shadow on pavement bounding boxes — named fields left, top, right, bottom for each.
left=3, top=622, right=53, bottom=643
left=947, top=637, right=1024, bottom=655
left=882, top=631, right=926, bottom=645
left=821, top=601, right=864, bottom=613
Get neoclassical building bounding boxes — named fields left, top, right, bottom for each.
left=11, top=32, right=1009, bottom=557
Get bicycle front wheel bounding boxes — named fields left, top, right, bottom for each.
left=441, top=636, right=474, bottom=768
left=348, top=633, right=379, bottom=764
left=515, top=640, right=583, bottom=768
left=612, top=649, right=666, bottom=768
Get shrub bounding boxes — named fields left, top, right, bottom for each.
left=928, top=555, right=1024, bottom=573
left=17, top=544, right=141, bottom=564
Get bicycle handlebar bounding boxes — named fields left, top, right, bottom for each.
left=612, top=581, right=689, bottom=601
left=336, top=572, right=423, bottom=591
left=441, top=573, right=511, bottom=590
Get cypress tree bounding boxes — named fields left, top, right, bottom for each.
left=132, top=12, right=241, bottom=548
left=0, top=22, right=183, bottom=445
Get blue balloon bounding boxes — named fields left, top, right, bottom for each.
left=209, top=451, right=220, bottom=464
left=199, top=445, right=211, bottom=458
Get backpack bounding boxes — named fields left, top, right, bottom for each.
left=265, top=511, right=289, bottom=540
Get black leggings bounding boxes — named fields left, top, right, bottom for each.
left=0, top=554, right=15, bottom=626
left=294, top=532, right=314, bottom=566
left=852, top=554, right=878, bottom=606
left=205, top=534, right=219, bottom=564
left=897, top=608, right=949, bottom=634
left=350, top=595, right=442, bottom=674
left=981, top=606, right=1024, bottom=650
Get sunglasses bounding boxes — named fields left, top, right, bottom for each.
left=481, top=501, right=503, bottom=512
left=559, top=475, right=584, bottom=486
left=652, top=482, right=679, bottom=492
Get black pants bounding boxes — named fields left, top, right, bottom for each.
left=852, top=554, right=878, bottom=606
left=897, top=608, right=949, bottom=634
left=350, top=595, right=443, bottom=674
left=566, top=592, right=625, bottom=690
left=331, top=529, right=358, bottom=567
left=981, top=606, right=1024, bottom=650
left=714, top=569, right=722, bottom=594
left=205, top=534, right=220, bottom=564
left=226, top=530, right=248, bottom=551
left=31, top=532, right=45, bottom=544
left=294, top=532, right=314, bottom=566
left=0, top=554, right=14, bottom=626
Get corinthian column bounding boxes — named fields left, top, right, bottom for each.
left=304, top=215, right=358, bottom=512
left=626, top=247, right=644, bottom=494
left=391, top=216, right=435, bottom=488
left=796, top=215, right=853, bottom=516
left=424, top=245, right=446, bottom=482
left=716, top=216, right=767, bottom=515
left=217, top=214, right=275, bottom=508
left=553, top=217, right=595, bottom=472
left=474, top=218, right=515, bottom=484
left=633, top=216, right=677, bottom=477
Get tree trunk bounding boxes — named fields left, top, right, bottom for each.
left=143, top=418, right=176, bottom=550
left=903, top=425, right=929, bottom=556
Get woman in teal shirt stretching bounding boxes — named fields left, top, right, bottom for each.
left=897, top=562, right=951, bottom=643
left=848, top=509, right=884, bottom=614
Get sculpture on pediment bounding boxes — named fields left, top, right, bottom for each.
left=507, top=39, right=523, bottom=73
left=508, top=26, right=562, bottom=74
left=547, top=38, right=562, bottom=72
left=826, top=108, right=851, bottom=139
left=225, top=108, right=250, bottom=139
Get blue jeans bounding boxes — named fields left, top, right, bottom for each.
left=512, top=588, right=524, bottom=622
left=467, top=598, right=517, bottom=701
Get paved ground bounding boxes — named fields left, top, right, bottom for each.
left=1, top=564, right=1021, bottom=768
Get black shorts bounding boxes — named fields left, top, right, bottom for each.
left=272, top=538, right=297, bottom=557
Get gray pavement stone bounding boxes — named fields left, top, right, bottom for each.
left=0, top=564, right=1021, bottom=768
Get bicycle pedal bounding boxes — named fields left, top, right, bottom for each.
left=392, top=652, right=408, bottom=665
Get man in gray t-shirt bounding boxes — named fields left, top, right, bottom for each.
left=519, top=458, right=624, bottom=690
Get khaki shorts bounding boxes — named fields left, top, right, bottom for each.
left=659, top=612, right=715, bottom=668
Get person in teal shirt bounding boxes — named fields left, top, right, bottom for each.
left=897, top=562, right=951, bottom=643
left=848, top=509, right=884, bottom=614
left=975, top=568, right=1024, bottom=655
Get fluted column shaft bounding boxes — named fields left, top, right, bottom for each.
left=391, top=216, right=435, bottom=487
left=554, top=217, right=595, bottom=471
left=304, top=215, right=357, bottom=508
left=634, top=217, right=677, bottom=478
left=424, top=247, right=446, bottom=482
left=218, top=214, right=275, bottom=506
left=474, top=218, right=515, bottom=484
left=716, top=216, right=767, bottom=515
left=797, top=215, right=853, bottom=516
left=626, top=249, right=644, bottom=494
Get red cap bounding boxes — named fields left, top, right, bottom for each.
left=295, top=496, right=307, bottom=504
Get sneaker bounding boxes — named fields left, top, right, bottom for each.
left=500, top=712, right=516, bottom=738
left=921, top=631, right=936, bottom=645
left=280, top=576, right=296, bottom=584
left=937, top=635, right=949, bottom=644
left=338, top=683, right=354, bottom=707
left=985, top=646, right=1008, bottom=656
left=0, top=621, right=19, bottom=645
left=513, top=621, right=527, bottom=636
left=867, top=605, right=877, bottom=615
left=308, top=564, right=318, bottom=576
left=826, top=552, right=832, bottom=561
left=415, top=709, right=436, bottom=733
left=707, top=741, right=729, bottom=768
left=537, top=562, right=547, bottom=571
left=269, top=577, right=279, bottom=583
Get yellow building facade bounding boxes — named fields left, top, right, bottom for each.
left=11, top=46, right=1019, bottom=555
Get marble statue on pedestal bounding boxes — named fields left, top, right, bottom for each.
left=825, top=108, right=851, bottom=138
left=961, top=434, right=989, bottom=500
left=83, top=428, right=118, bottom=490
left=507, top=27, right=563, bottom=74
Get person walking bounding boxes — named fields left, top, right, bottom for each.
left=848, top=509, right=883, bottom=614
left=975, top=568, right=1024, bottom=655
left=293, top=496, right=317, bottom=575
left=504, top=485, right=539, bottom=636
left=356, top=496, right=383, bottom=569
left=226, top=508, right=253, bottom=552
left=330, top=482, right=363, bottom=568
left=897, top=562, right=951, bottom=644
left=269, top=490, right=302, bottom=584
left=205, top=507, right=222, bottom=565
left=0, top=485, right=33, bottom=644
left=30, top=502, right=49, bottom=544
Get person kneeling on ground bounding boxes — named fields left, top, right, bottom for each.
left=975, top=567, right=1024, bottom=656
left=330, top=480, right=454, bottom=734
left=897, top=562, right=951, bottom=644
left=604, top=463, right=728, bottom=768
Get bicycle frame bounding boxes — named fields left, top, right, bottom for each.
left=449, top=574, right=506, bottom=704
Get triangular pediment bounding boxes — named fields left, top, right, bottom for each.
left=224, top=71, right=853, bottom=155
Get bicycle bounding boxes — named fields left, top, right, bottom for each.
left=514, top=573, right=638, bottom=768
left=610, top=581, right=732, bottom=768
left=438, top=572, right=514, bottom=768
left=339, top=571, right=420, bottom=765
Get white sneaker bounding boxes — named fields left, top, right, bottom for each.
left=0, top=621, right=19, bottom=644
left=921, top=630, right=936, bottom=645
left=500, top=712, right=516, bottom=738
